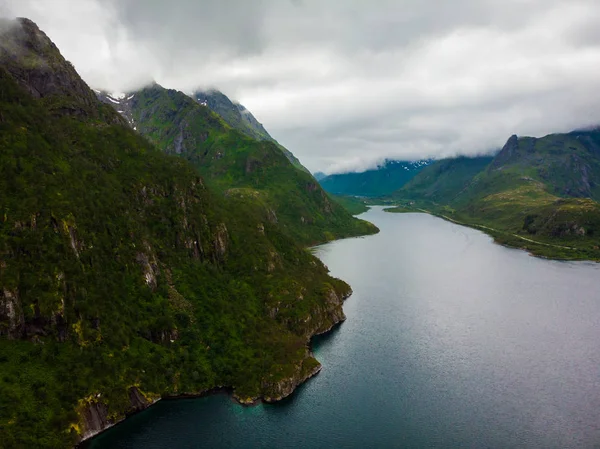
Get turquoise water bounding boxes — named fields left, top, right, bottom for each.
left=90, top=207, right=600, bottom=448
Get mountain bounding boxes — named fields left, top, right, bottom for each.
left=98, top=85, right=377, bottom=245
left=193, top=89, right=271, bottom=141
left=484, top=132, right=600, bottom=200
left=192, top=89, right=307, bottom=171
left=318, top=160, right=431, bottom=197
left=395, top=156, right=495, bottom=204
left=392, top=133, right=600, bottom=260
left=0, top=18, right=366, bottom=447
left=313, top=171, right=327, bottom=181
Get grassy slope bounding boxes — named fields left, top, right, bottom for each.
left=390, top=140, right=600, bottom=260
left=0, top=22, right=356, bottom=448
left=330, top=195, right=370, bottom=215
left=130, top=85, right=378, bottom=245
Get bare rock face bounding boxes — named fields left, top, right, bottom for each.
left=560, top=155, right=593, bottom=198
left=213, top=223, right=229, bottom=261
left=301, top=285, right=348, bottom=338
left=266, top=208, right=278, bottom=224
left=491, top=135, right=519, bottom=170
left=262, top=355, right=323, bottom=403
left=306, top=182, right=319, bottom=193
left=128, top=386, right=151, bottom=410
left=80, top=400, right=110, bottom=441
left=0, top=287, right=24, bottom=339
left=136, top=242, right=160, bottom=291
left=78, top=387, right=153, bottom=442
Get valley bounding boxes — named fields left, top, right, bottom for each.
left=322, top=134, right=600, bottom=260
left=2, top=3, right=600, bottom=448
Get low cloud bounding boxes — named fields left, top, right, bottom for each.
left=5, top=0, right=600, bottom=173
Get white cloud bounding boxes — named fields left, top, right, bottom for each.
left=5, top=0, right=600, bottom=173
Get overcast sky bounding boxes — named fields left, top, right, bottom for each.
left=4, top=0, right=600, bottom=173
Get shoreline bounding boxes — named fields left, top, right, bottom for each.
left=383, top=206, right=599, bottom=262
left=77, top=298, right=349, bottom=447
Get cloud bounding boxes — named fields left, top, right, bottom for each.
left=5, top=0, right=600, bottom=173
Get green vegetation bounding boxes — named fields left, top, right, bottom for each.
left=319, top=160, right=430, bottom=197
left=193, top=89, right=308, bottom=172
left=128, top=85, right=378, bottom=245
left=330, top=195, right=370, bottom=215
left=395, top=156, right=494, bottom=204
left=0, top=19, right=368, bottom=448
left=388, top=140, right=600, bottom=260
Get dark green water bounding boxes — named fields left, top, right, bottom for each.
left=90, top=207, right=600, bottom=448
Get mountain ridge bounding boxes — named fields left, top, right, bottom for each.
left=318, top=159, right=432, bottom=197
left=390, top=131, right=600, bottom=260
left=97, top=83, right=377, bottom=245
left=191, top=88, right=307, bottom=171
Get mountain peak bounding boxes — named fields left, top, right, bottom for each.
left=190, top=88, right=307, bottom=171
left=491, top=134, right=526, bottom=169
left=0, top=18, right=98, bottom=109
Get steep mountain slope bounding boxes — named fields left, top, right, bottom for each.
left=192, top=89, right=306, bottom=171
left=392, top=134, right=600, bottom=259
left=0, top=18, right=357, bottom=448
left=318, top=160, right=431, bottom=197
left=99, top=84, right=377, bottom=245
left=193, top=89, right=271, bottom=141
left=478, top=132, right=600, bottom=201
left=394, top=156, right=494, bottom=204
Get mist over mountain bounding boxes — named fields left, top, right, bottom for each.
left=4, top=0, right=600, bottom=173
left=318, top=160, right=433, bottom=197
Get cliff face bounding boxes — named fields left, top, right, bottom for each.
left=0, top=18, right=353, bottom=448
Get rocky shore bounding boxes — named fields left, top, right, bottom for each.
left=78, top=287, right=351, bottom=447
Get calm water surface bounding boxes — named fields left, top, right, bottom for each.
left=91, top=207, right=600, bottom=448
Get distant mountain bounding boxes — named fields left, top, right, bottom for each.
left=318, top=160, right=431, bottom=197
left=192, top=89, right=307, bottom=172
left=394, top=156, right=495, bottom=204
left=313, top=171, right=327, bottom=181
left=98, top=84, right=377, bottom=245
left=392, top=132, right=600, bottom=260
left=485, top=132, right=600, bottom=200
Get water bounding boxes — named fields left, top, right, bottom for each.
left=90, top=207, right=600, bottom=448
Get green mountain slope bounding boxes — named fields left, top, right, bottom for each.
left=192, top=89, right=307, bottom=171
left=110, top=84, right=377, bottom=245
left=392, top=134, right=600, bottom=260
left=0, top=18, right=359, bottom=448
left=395, top=156, right=494, bottom=204
left=319, top=160, right=431, bottom=197
left=481, top=132, right=600, bottom=201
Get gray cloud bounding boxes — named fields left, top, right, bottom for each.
left=4, top=0, right=600, bottom=173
